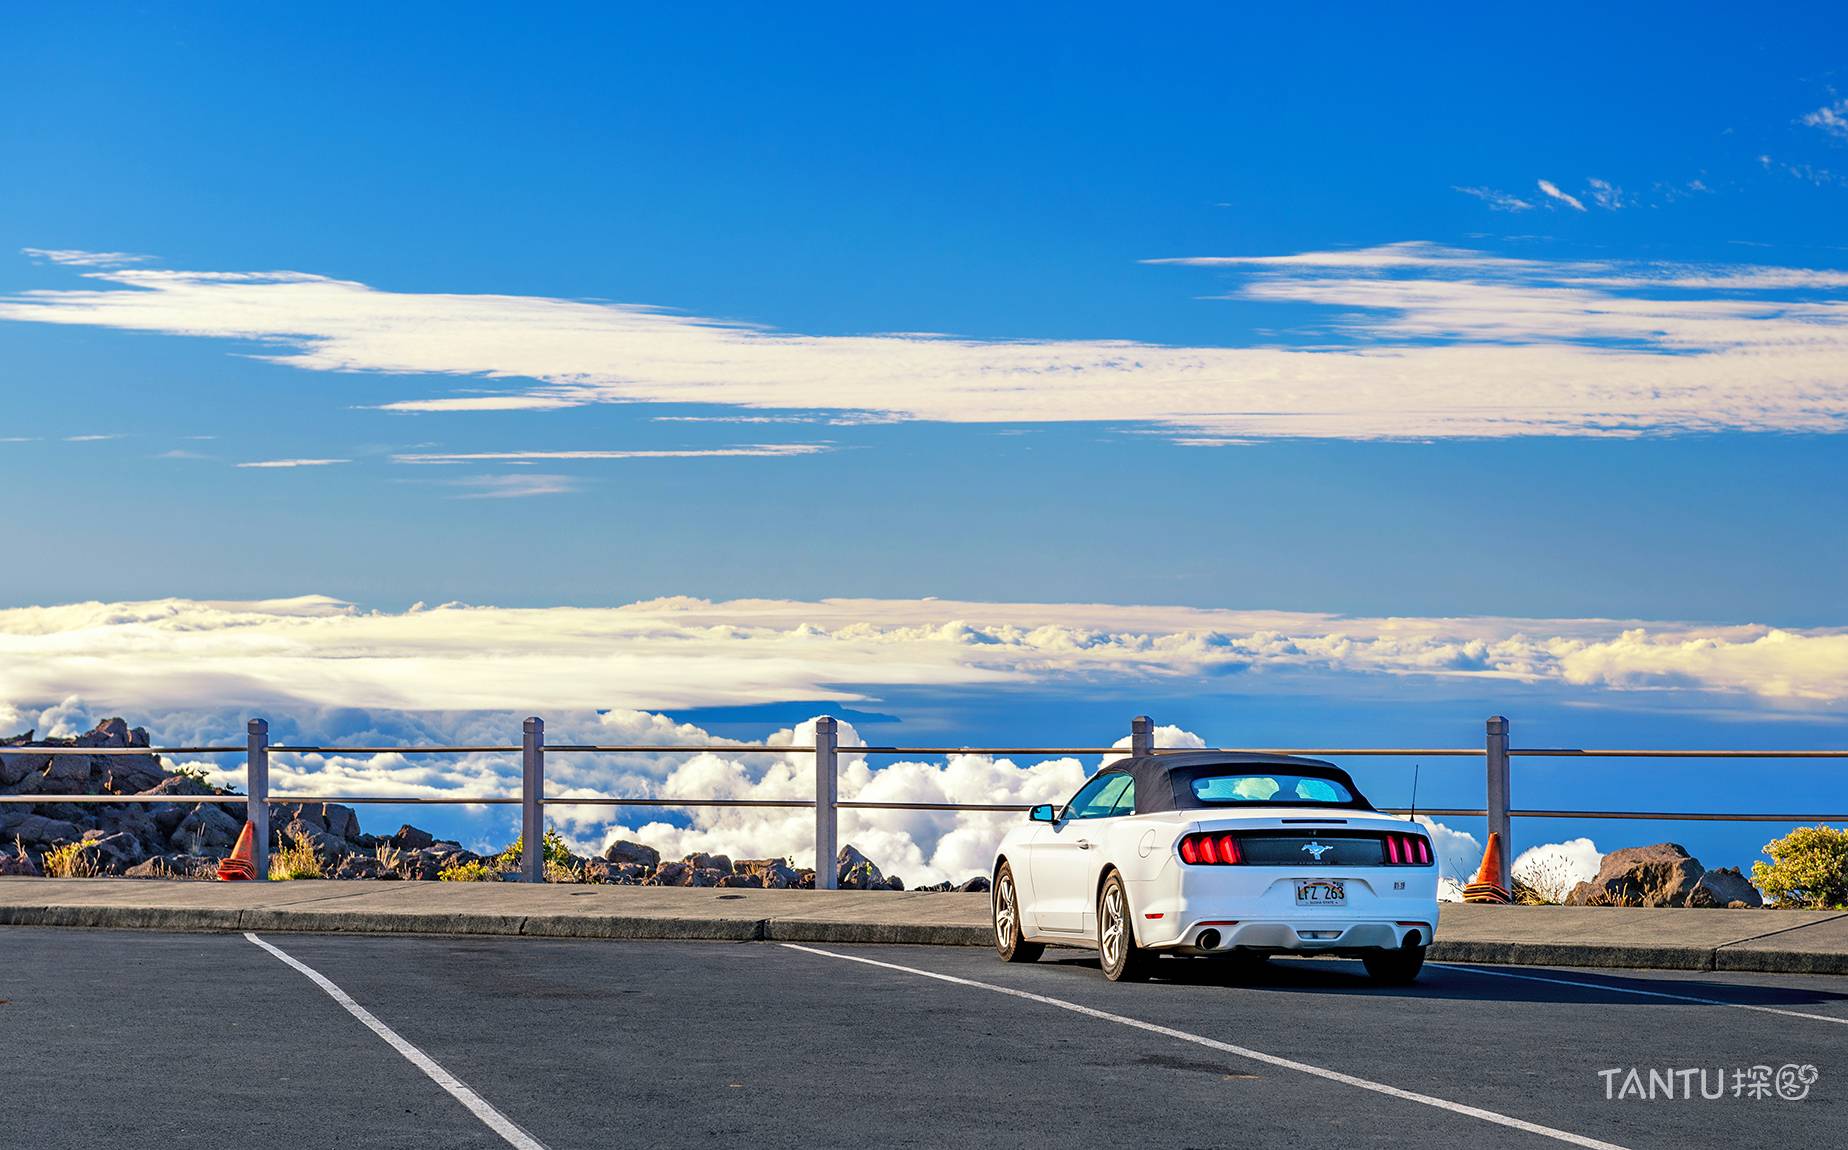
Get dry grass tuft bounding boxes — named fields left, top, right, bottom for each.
left=41, top=840, right=104, bottom=878
left=268, top=828, right=326, bottom=880
left=1512, top=855, right=1581, bottom=905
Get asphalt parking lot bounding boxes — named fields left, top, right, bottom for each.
left=2, top=928, right=1843, bottom=1149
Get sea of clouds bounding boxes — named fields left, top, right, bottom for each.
left=5, top=690, right=1615, bottom=890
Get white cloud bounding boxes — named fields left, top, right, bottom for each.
left=0, top=596, right=1844, bottom=718
left=1145, top=241, right=1550, bottom=273
left=1415, top=817, right=1484, bottom=895
left=443, top=473, right=578, bottom=499
left=4, top=247, right=1848, bottom=440
left=20, top=247, right=151, bottom=268
left=1586, top=177, right=1624, bottom=210
left=40, top=700, right=1099, bottom=882
left=1802, top=99, right=1848, bottom=140
left=1513, top=837, right=1604, bottom=901
left=235, top=458, right=350, bottom=468
left=1453, top=185, right=1535, bottom=212
left=560, top=715, right=1101, bottom=880
left=374, top=395, right=584, bottom=413
left=1099, top=724, right=1207, bottom=766
left=391, top=445, right=831, bottom=464
left=652, top=414, right=822, bottom=424
left=126, top=702, right=1486, bottom=886
left=1551, top=627, right=1848, bottom=701
left=1758, top=154, right=1841, bottom=187
left=64, top=433, right=122, bottom=442
left=1537, top=179, right=1587, bottom=211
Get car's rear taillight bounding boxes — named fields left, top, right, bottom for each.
left=1178, top=832, right=1243, bottom=865
left=1383, top=832, right=1433, bottom=866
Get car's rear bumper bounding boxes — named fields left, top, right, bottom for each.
left=1177, top=918, right=1432, bottom=955
left=1129, top=865, right=1439, bottom=952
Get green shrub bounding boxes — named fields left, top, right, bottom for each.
left=268, top=828, right=325, bottom=880
left=493, top=827, right=577, bottom=879
left=1752, top=825, right=1848, bottom=909
left=171, top=764, right=215, bottom=787
left=437, top=859, right=500, bottom=882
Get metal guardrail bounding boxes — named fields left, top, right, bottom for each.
left=5, top=714, right=1846, bottom=889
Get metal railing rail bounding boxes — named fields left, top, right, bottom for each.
left=5, top=714, right=1846, bottom=888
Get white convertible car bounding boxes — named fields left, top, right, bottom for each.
left=991, top=751, right=1439, bottom=983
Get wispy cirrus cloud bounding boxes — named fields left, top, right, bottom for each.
left=1536, top=179, right=1587, bottom=211
left=1758, top=152, right=1840, bottom=186
left=235, top=457, right=351, bottom=469
left=1585, top=177, right=1624, bottom=210
left=1802, top=98, right=1848, bottom=140
left=1453, top=185, right=1534, bottom=212
left=4, top=243, right=1848, bottom=441
left=20, top=247, right=151, bottom=268
left=392, top=444, right=832, bottom=465
left=443, top=473, right=578, bottom=498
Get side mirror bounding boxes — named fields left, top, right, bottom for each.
left=1029, top=803, right=1056, bottom=823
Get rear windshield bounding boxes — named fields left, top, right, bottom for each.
left=1189, top=773, right=1355, bottom=805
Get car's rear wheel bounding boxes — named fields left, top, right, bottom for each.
left=992, top=861, right=1044, bottom=963
left=1362, top=942, right=1426, bottom=985
left=1097, top=870, right=1152, bottom=982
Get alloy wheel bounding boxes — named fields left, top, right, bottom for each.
left=994, top=873, right=1017, bottom=948
left=1100, top=883, right=1125, bottom=968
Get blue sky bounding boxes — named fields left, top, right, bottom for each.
left=2, top=4, right=1846, bottom=879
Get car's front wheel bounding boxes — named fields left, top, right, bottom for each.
left=992, top=861, right=1044, bottom=963
left=1362, top=942, right=1426, bottom=985
left=1097, top=870, right=1152, bottom=982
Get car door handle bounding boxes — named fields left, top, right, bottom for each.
left=1074, top=839, right=1094, bottom=850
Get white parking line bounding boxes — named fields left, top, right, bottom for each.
left=780, top=943, right=1632, bottom=1150
left=1438, top=963, right=1848, bottom=1026
left=244, top=933, right=550, bottom=1150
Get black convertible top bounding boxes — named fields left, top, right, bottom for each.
left=1103, top=751, right=1375, bottom=814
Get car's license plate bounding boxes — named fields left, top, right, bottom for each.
left=1295, top=879, right=1346, bottom=906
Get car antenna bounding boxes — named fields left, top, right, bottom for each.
left=1408, top=763, right=1420, bottom=824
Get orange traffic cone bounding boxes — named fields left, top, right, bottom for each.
left=216, top=821, right=258, bottom=881
left=1462, top=831, right=1511, bottom=904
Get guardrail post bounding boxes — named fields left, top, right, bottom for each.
left=247, top=718, right=270, bottom=881
left=521, top=716, right=545, bottom=883
left=1485, top=715, right=1512, bottom=891
left=814, top=716, right=839, bottom=889
left=1130, top=714, right=1154, bottom=757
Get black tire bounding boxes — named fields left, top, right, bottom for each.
left=1097, top=870, right=1152, bottom=982
left=992, top=861, right=1044, bottom=963
left=1362, top=943, right=1426, bottom=985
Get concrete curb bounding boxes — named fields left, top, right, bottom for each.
left=4, top=881, right=1846, bottom=974
left=0, top=903, right=991, bottom=945
left=1427, top=940, right=1718, bottom=973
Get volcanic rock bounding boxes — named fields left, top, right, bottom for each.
left=391, top=824, right=435, bottom=851
left=1566, top=843, right=1707, bottom=907
left=1694, top=866, right=1764, bottom=908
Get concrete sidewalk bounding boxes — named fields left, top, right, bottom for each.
left=4, top=877, right=1845, bottom=974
